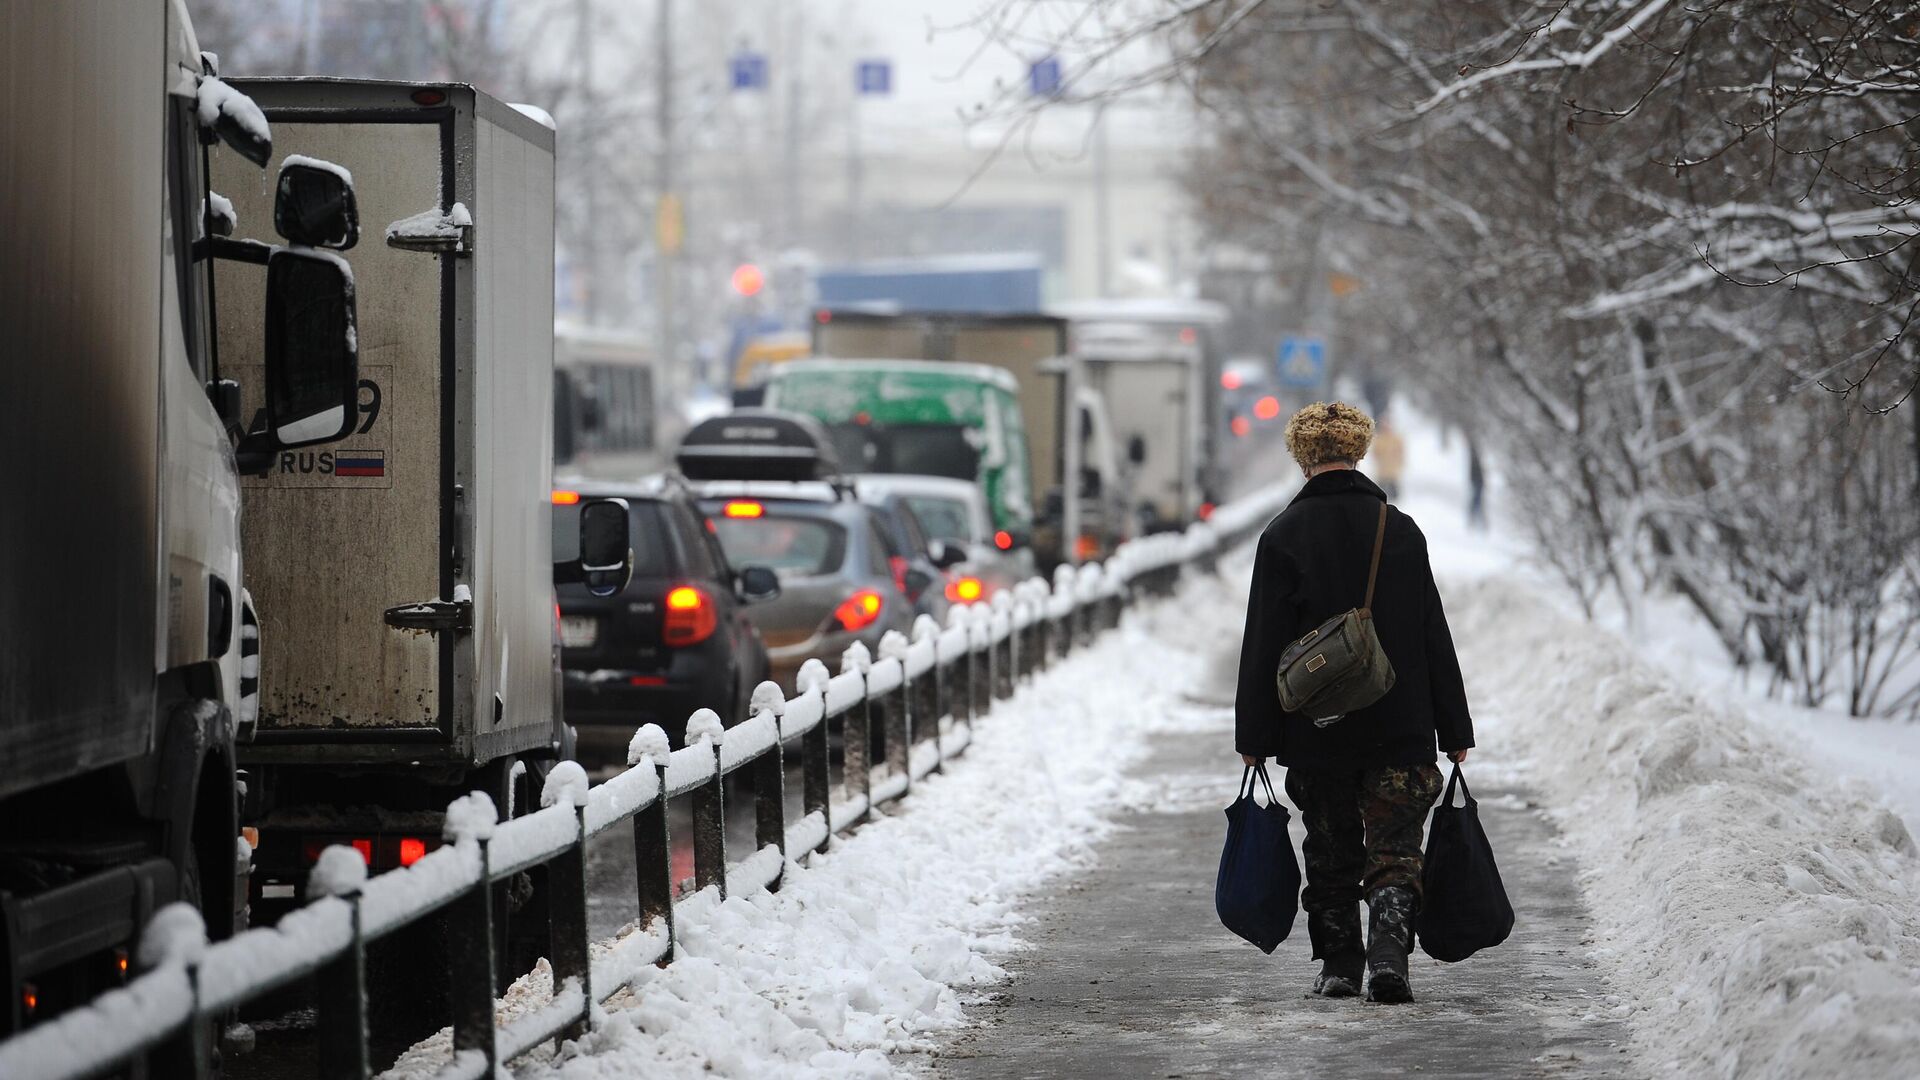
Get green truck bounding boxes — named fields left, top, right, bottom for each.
left=762, top=359, right=1036, bottom=547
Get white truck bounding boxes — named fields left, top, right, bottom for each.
left=0, top=0, right=361, bottom=1050
left=209, top=80, right=626, bottom=946
left=1050, top=298, right=1231, bottom=532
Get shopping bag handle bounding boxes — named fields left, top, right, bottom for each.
left=1240, top=763, right=1280, bottom=805
left=1442, top=761, right=1475, bottom=808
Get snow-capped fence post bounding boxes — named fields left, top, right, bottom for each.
left=444, top=792, right=500, bottom=1073
left=141, top=903, right=210, bottom=1079
left=685, top=709, right=728, bottom=898
left=946, top=605, right=974, bottom=728
left=749, top=682, right=788, bottom=887
left=540, top=762, right=594, bottom=1038
left=991, top=593, right=1015, bottom=701
left=626, top=725, right=676, bottom=964
left=878, top=630, right=913, bottom=796
left=841, top=642, right=873, bottom=824
left=1053, top=565, right=1078, bottom=659
left=795, top=661, right=833, bottom=852
left=912, top=617, right=943, bottom=773
left=310, top=847, right=371, bottom=1078
left=970, top=601, right=994, bottom=714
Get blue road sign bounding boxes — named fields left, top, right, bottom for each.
left=730, top=52, right=769, bottom=91
left=1029, top=56, right=1063, bottom=97
left=1276, top=336, right=1327, bottom=388
left=856, top=59, right=892, bottom=96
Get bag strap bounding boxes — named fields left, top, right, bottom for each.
left=1443, top=761, right=1474, bottom=807
left=1239, top=763, right=1281, bottom=804
left=1360, top=502, right=1388, bottom=613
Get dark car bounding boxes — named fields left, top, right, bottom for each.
left=860, top=489, right=958, bottom=622
left=552, top=475, right=778, bottom=765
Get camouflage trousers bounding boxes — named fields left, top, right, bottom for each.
left=1284, top=764, right=1443, bottom=956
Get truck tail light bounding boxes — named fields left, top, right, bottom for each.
left=1075, top=534, right=1101, bottom=562
left=1198, top=502, right=1216, bottom=521
left=723, top=500, right=764, bottom=518
left=398, top=837, right=428, bottom=867
left=994, top=530, right=1013, bottom=550
left=946, top=576, right=984, bottom=603
left=552, top=489, right=581, bottom=505
left=834, top=589, right=883, bottom=632
left=664, top=586, right=717, bottom=645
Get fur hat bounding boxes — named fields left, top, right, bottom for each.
left=1284, top=401, right=1374, bottom=468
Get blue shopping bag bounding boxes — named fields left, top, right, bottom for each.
left=1215, top=763, right=1301, bottom=954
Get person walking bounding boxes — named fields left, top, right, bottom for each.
left=1234, top=401, right=1475, bottom=1004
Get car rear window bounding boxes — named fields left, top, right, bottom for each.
left=901, top=495, right=973, bottom=545
left=711, top=515, right=847, bottom=576
left=552, top=499, right=674, bottom=578
left=828, top=422, right=981, bottom=480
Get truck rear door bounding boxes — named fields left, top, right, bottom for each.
left=214, top=99, right=451, bottom=737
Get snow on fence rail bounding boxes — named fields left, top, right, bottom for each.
left=0, top=482, right=1293, bottom=1080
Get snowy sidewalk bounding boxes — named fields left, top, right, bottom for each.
left=920, top=723, right=1632, bottom=1079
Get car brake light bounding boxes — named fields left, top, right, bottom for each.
left=552, top=489, right=581, bottom=505
left=834, top=589, right=883, bottom=632
left=946, top=576, right=984, bottom=603
left=1198, top=502, right=1216, bottom=521
left=994, top=530, right=1013, bottom=550
left=398, top=837, right=428, bottom=867
left=724, top=500, right=764, bottom=518
left=889, top=554, right=910, bottom=595
left=664, top=586, right=717, bottom=645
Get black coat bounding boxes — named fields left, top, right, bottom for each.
left=1233, top=469, right=1474, bottom=769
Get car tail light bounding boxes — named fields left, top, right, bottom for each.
left=834, top=589, right=883, bottom=632
left=946, top=575, right=984, bottom=603
left=888, top=555, right=910, bottom=595
left=1198, top=502, right=1216, bottom=521
left=994, top=530, right=1013, bottom=550
left=664, top=586, right=717, bottom=646
left=723, top=500, right=764, bottom=518
left=398, top=837, right=428, bottom=867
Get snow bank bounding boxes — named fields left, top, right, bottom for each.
left=1450, top=578, right=1920, bottom=1079
left=382, top=569, right=1227, bottom=1079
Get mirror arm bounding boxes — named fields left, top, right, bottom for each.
left=207, top=235, right=273, bottom=266
left=234, top=430, right=278, bottom=477
left=553, top=559, right=585, bottom=586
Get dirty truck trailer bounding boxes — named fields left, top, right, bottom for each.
left=210, top=79, right=571, bottom=912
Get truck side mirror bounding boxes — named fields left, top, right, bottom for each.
left=274, top=159, right=360, bottom=250
left=736, top=565, right=782, bottom=604
left=261, top=248, right=358, bottom=447
left=197, top=76, right=272, bottom=168
left=577, top=499, right=633, bottom=597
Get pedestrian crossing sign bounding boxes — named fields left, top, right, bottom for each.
left=1277, top=336, right=1326, bottom=389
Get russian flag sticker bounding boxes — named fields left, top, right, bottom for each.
left=336, top=450, right=386, bottom=478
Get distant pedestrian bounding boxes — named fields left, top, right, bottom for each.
left=1466, top=437, right=1487, bottom=531
left=1234, top=401, right=1476, bottom=1004
left=1370, top=419, right=1406, bottom=500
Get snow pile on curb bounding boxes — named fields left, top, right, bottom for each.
left=1449, top=577, right=1920, bottom=1079
left=383, top=582, right=1219, bottom=1079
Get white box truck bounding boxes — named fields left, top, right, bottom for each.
left=0, top=0, right=361, bottom=1051
left=208, top=80, right=611, bottom=915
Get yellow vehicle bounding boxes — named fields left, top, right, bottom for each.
left=732, top=331, right=811, bottom=395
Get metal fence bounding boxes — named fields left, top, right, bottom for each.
left=0, top=484, right=1287, bottom=1080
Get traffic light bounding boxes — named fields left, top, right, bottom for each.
left=731, top=263, right=765, bottom=297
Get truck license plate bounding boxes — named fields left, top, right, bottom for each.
left=560, top=616, right=598, bottom=648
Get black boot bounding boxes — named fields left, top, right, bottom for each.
left=1365, top=886, right=1416, bottom=1004
left=1307, top=906, right=1364, bottom=998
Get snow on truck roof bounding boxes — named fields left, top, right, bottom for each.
left=771, top=358, right=1020, bottom=394
left=853, top=475, right=986, bottom=505
left=1047, top=297, right=1230, bottom=325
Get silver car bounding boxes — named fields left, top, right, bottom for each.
left=693, top=480, right=918, bottom=691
